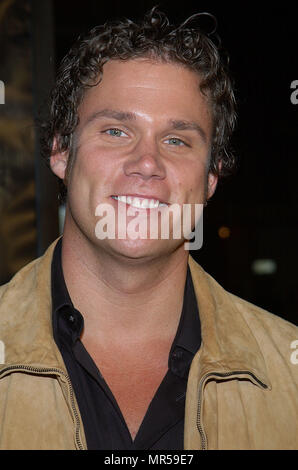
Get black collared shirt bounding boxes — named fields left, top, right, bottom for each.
left=51, top=238, right=201, bottom=450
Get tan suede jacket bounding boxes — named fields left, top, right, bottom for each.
left=0, top=239, right=297, bottom=450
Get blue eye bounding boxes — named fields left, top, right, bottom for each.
left=165, top=137, right=185, bottom=146
left=105, top=128, right=126, bottom=137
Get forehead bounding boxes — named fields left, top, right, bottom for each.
left=78, top=58, right=212, bottom=132
left=83, top=57, right=205, bottom=99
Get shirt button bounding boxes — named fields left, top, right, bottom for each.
left=172, top=349, right=183, bottom=359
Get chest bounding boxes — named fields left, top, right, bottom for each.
left=84, top=343, right=170, bottom=440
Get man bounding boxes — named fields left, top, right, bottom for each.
left=0, top=8, right=297, bottom=450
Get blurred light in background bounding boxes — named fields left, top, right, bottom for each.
left=251, top=259, right=277, bottom=275
left=218, top=226, right=231, bottom=239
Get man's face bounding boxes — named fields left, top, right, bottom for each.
left=51, top=58, right=218, bottom=260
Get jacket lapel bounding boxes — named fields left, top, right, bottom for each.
left=188, top=255, right=271, bottom=385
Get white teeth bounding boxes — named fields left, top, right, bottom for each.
left=149, top=199, right=157, bottom=209
left=132, top=197, right=142, bottom=208
left=112, top=196, right=166, bottom=209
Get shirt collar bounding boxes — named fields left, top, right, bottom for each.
left=173, top=264, right=201, bottom=356
left=51, top=237, right=73, bottom=312
left=51, top=238, right=83, bottom=344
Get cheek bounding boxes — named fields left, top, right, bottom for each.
left=66, top=153, right=111, bottom=214
left=70, top=142, right=119, bottom=187
left=175, top=167, right=207, bottom=204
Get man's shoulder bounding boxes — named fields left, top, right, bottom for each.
left=0, top=238, right=63, bottom=368
left=206, top=265, right=298, bottom=343
left=230, top=290, right=298, bottom=364
left=190, top=255, right=297, bottom=334
left=0, top=239, right=59, bottom=315
left=189, top=256, right=298, bottom=380
left=229, top=289, right=297, bottom=333
left=0, top=257, right=39, bottom=293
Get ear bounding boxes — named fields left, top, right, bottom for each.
left=206, top=159, right=222, bottom=200
left=49, top=137, right=69, bottom=180
left=206, top=171, right=218, bottom=200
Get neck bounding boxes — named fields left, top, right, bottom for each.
left=61, top=212, right=189, bottom=344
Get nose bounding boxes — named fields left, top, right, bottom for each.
left=123, top=136, right=166, bottom=181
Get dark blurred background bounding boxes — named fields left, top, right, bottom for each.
left=0, top=0, right=297, bottom=324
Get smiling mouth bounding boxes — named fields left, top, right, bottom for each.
left=111, top=195, right=168, bottom=209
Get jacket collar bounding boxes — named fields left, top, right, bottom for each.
left=188, top=255, right=270, bottom=387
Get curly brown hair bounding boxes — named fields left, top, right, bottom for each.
left=41, top=7, right=237, bottom=201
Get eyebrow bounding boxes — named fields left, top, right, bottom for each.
left=169, top=119, right=207, bottom=143
left=85, top=108, right=207, bottom=143
left=85, top=109, right=136, bottom=125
